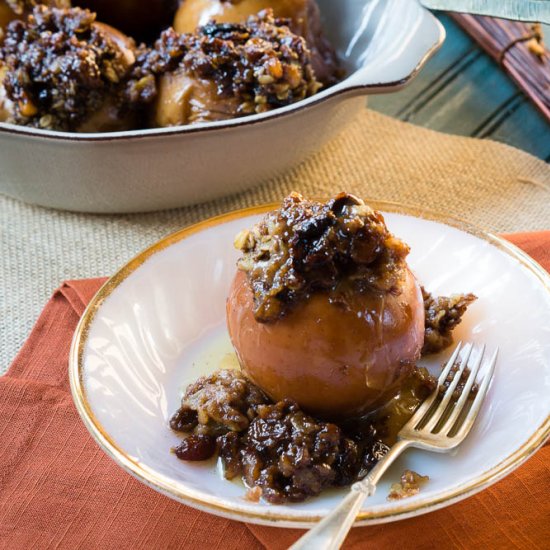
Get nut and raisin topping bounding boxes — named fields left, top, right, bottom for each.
left=422, top=288, right=477, bottom=354
left=219, top=399, right=363, bottom=503
left=169, top=368, right=436, bottom=504
left=5, top=0, right=69, bottom=16
left=234, top=192, right=410, bottom=322
left=169, top=369, right=270, bottom=438
left=387, top=469, right=429, bottom=501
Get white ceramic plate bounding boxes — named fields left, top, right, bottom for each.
left=69, top=202, right=550, bottom=527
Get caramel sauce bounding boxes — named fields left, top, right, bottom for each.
left=358, top=367, right=437, bottom=446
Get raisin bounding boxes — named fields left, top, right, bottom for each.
left=169, top=407, right=198, bottom=433
left=174, top=434, right=217, bottom=461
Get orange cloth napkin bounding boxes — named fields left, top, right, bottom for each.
left=1, top=232, right=549, bottom=549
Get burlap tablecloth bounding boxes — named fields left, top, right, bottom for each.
left=1, top=109, right=549, bottom=371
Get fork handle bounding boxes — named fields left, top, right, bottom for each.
left=290, top=439, right=411, bottom=550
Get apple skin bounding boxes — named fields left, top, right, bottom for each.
left=0, top=64, right=13, bottom=123
left=227, top=269, right=426, bottom=420
left=174, top=0, right=310, bottom=33
left=152, top=69, right=240, bottom=127
left=0, top=1, right=16, bottom=33
left=75, top=0, right=177, bottom=42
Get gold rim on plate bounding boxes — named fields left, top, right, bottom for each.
left=69, top=201, right=550, bottom=527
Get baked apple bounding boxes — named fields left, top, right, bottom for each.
left=173, top=0, right=340, bottom=85
left=137, top=11, right=321, bottom=127
left=227, top=193, right=426, bottom=419
left=0, top=6, right=139, bottom=131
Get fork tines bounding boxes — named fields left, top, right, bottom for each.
left=404, top=343, right=498, bottom=442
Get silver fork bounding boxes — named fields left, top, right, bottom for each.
left=290, top=342, right=497, bottom=550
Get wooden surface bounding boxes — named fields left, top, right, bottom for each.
left=369, top=14, right=550, bottom=161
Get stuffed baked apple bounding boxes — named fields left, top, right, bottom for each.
left=173, top=0, right=340, bottom=85
left=227, top=192, right=425, bottom=419
left=0, top=6, right=139, bottom=131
